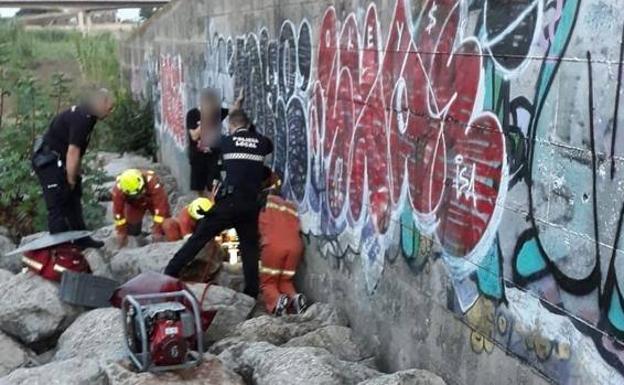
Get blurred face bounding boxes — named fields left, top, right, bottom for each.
left=200, top=93, right=219, bottom=110
left=228, top=119, right=238, bottom=134
left=95, top=97, right=115, bottom=119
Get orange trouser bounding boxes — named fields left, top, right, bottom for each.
left=162, top=218, right=183, bottom=241
left=260, top=236, right=303, bottom=313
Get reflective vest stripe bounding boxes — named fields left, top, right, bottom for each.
left=258, top=262, right=296, bottom=277
left=265, top=202, right=298, bottom=217
left=22, top=257, right=43, bottom=271
left=223, top=153, right=264, bottom=162
left=53, top=264, right=67, bottom=273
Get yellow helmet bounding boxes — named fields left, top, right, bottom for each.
left=188, top=197, right=214, bottom=220
left=117, top=169, right=145, bottom=197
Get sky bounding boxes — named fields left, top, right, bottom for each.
left=0, top=8, right=141, bottom=20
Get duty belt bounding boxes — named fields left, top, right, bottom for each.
left=32, top=138, right=62, bottom=169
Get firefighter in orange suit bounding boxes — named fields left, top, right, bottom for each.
left=258, top=178, right=307, bottom=316
left=113, top=169, right=171, bottom=247
left=162, top=197, right=215, bottom=241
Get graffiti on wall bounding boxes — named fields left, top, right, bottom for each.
left=159, top=54, right=186, bottom=149
left=131, top=0, right=624, bottom=383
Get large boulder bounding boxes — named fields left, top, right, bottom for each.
left=0, top=235, right=18, bottom=273
left=0, top=273, right=82, bottom=344
left=213, top=262, right=245, bottom=292
left=103, top=354, right=245, bottom=385
left=99, top=152, right=156, bottom=179
left=0, top=269, right=13, bottom=282
left=110, top=240, right=184, bottom=283
left=0, top=232, right=48, bottom=275
left=210, top=303, right=349, bottom=354
left=159, top=173, right=179, bottom=204
left=0, top=331, right=34, bottom=376
left=187, top=284, right=255, bottom=342
left=83, top=248, right=115, bottom=279
left=92, top=225, right=119, bottom=258
left=358, top=369, right=448, bottom=385
left=219, top=342, right=380, bottom=385
left=54, top=308, right=125, bottom=362
left=93, top=225, right=115, bottom=241
left=0, top=358, right=106, bottom=385
left=284, top=325, right=371, bottom=362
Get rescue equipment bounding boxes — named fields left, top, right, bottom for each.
left=60, top=272, right=119, bottom=308
left=111, top=272, right=217, bottom=372
left=4, top=231, right=95, bottom=283
left=4, top=231, right=92, bottom=257
left=22, top=244, right=90, bottom=282
left=121, top=290, right=203, bottom=371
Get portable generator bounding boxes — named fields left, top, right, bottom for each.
left=121, top=290, right=204, bottom=372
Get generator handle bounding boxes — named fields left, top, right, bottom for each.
left=121, top=294, right=150, bottom=371
left=121, top=290, right=205, bottom=371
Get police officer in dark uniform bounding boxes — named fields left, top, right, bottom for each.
left=32, top=89, right=114, bottom=248
left=165, top=109, right=273, bottom=298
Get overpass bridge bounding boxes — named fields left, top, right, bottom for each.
left=0, top=0, right=169, bottom=8
left=0, top=0, right=171, bottom=34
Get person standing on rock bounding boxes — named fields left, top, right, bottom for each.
left=31, top=89, right=114, bottom=249
left=165, top=109, right=273, bottom=299
left=186, top=88, right=243, bottom=197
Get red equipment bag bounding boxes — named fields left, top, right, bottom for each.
left=110, top=271, right=217, bottom=331
left=22, top=243, right=91, bottom=282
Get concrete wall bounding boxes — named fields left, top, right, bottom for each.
left=121, top=0, right=624, bottom=384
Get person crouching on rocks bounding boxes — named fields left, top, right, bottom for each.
left=113, top=169, right=172, bottom=247
left=258, top=171, right=308, bottom=316
left=162, top=197, right=215, bottom=241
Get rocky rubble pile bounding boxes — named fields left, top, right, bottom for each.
left=0, top=153, right=447, bottom=384
left=0, top=252, right=448, bottom=385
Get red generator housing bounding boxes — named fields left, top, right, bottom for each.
left=22, top=243, right=91, bottom=282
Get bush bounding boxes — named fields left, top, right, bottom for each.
left=96, top=89, right=156, bottom=159
left=73, top=33, right=120, bottom=89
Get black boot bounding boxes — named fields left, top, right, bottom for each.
left=73, top=236, right=104, bottom=250
left=292, top=294, right=308, bottom=314
left=274, top=294, right=289, bottom=317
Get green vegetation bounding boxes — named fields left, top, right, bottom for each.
left=74, top=33, right=120, bottom=90
left=0, top=22, right=155, bottom=237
